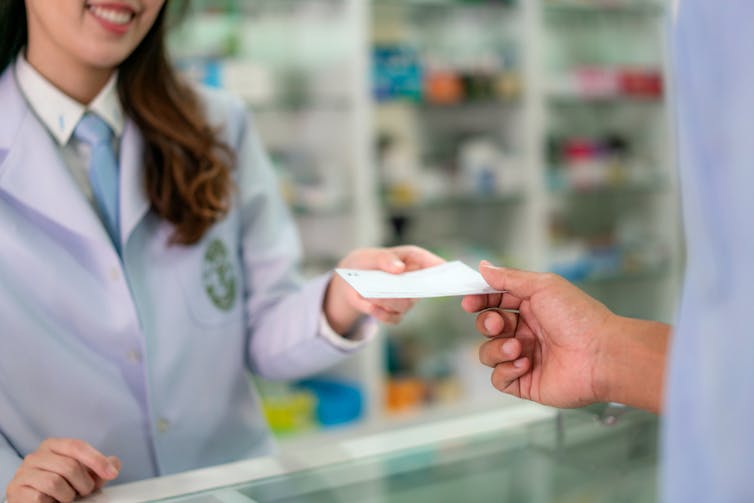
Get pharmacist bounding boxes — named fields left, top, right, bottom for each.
left=0, top=1, right=442, bottom=502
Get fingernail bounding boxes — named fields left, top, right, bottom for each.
left=502, top=340, right=515, bottom=355
left=483, top=317, right=496, bottom=333
left=106, top=462, right=119, bottom=477
left=513, top=358, right=526, bottom=369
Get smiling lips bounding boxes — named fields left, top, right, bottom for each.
left=86, top=2, right=137, bottom=33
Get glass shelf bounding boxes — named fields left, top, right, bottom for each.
left=376, top=98, right=522, bottom=109
left=546, top=93, right=663, bottom=106
left=290, top=202, right=354, bottom=217
left=385, top=193, right=526, bottom=213
left=374, top=0, right=518, bottom=11
left=544, top=1, right=664, bottom=16
left=548, top=177, right=670, bottom=197
left=126, top=407, right=658, bottom=503
left=576, top=265, right=670, bottom=286
left=246, top=97, right=352, bottom=113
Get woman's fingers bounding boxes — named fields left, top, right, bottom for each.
left=375, top=250, right=407, bottom=274
left=17, top=468, right=77, bottom=503
left=92, top=457, right=122, bottom=491
left=43, top=439, right=119, bottom=481
left=369, top=305, right=404, bottom=324
left=7, top=439, right=120, bottom=503
left=24, top=452, right=96, bottom=496
left=371, top=298, right=416, bottom=314
left=391, top=245, right=446, bottom=271
left=9, top=485, right=54, bottom=503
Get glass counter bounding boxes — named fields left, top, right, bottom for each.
left=86, top=403, right=657, bottom=503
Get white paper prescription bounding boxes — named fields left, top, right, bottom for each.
left=335, top=260, right=504, bottom=299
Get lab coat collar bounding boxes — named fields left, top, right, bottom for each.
left=14, top=53, right=124, bottom=146
left=0, top=68, right=149, bottom=249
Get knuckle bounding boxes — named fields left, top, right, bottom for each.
left=478, top=341, right=496, bottom=367
left=490, top=366, right=511, bottom=391
left=541, top=272, right=558, bottom=284
left=60, top=457, right=82, bottom=480
left=40, top=473, right=67, bottom=496
left=67, top=438, right=86, bottom=450
left=29, top=493, right=48, bottom=503
left=52, top=475, right=70, bottom=494
left=478, top=344, right=489, bottom=366
left=24, top=452, right=40, bottom=465
left=490, top=368, right=503, bottom=390
left=542, top=272, right=563, bottom=287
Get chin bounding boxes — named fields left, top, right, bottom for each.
left=79, top=44, right=137, bottom=71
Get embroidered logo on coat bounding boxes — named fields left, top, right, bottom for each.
left=203, top=239, right=237, bottom=311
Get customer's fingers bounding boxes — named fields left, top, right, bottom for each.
left=479, top=337, right=523, bottom=368
left=475, top=309, right=518, bottom=338
left=479, top=261, right=554, bottom=299
left=462, top=291, right=522, bottom=314
left=491, top=358, right=530, bottom=393
left=462, top=292, right=502, bottom=313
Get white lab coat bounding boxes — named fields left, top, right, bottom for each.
left=0, top=67, right=360, bottom=488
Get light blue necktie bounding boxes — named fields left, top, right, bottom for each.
left=74, top=113, right=121, bottom=251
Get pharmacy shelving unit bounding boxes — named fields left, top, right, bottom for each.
left=366, top=0, right=680, bottom=432
left=537, top=0, right=681, bottom=323
left=167, top=0, right=680, bottom=445
left=369, top=0, right=541, bottom=423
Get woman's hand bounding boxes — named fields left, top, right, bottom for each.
left=324, top=245, right=445, bottom=334
left=6, top=438, right=120, bottom=503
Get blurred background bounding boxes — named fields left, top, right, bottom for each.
left=167, top=0, right=681, bottom=447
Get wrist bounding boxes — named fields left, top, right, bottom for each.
left=323, top=275, right=362, bottom=335
left=597, top=315, right=671, bottom=413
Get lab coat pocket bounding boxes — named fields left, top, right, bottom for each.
left=176, top=237, right=243, bottom=327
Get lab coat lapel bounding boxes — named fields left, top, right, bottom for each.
left=119, top=119, right=150, bottom=246
left=0, top=71, right=110, bottom=246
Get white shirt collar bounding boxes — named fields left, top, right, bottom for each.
left=14, top=52, right=124, bottom=146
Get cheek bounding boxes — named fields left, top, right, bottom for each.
left=138, top=0, right=165, bottom=34
left=26, top=0, right=88, bottom=52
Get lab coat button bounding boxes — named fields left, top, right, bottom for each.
left=157, top=418, right=170, bottom=433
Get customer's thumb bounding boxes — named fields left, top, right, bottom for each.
left=479, top=261, right=543, bottom=299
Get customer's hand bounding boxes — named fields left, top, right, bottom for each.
left=6, top=438, right=120, bottom=503
left=462, top=261, right=617, bottom=409
left=324, top=245, right=445, bottom=334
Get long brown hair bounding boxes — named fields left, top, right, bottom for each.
left=0, top=1, right=234, bottom=245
